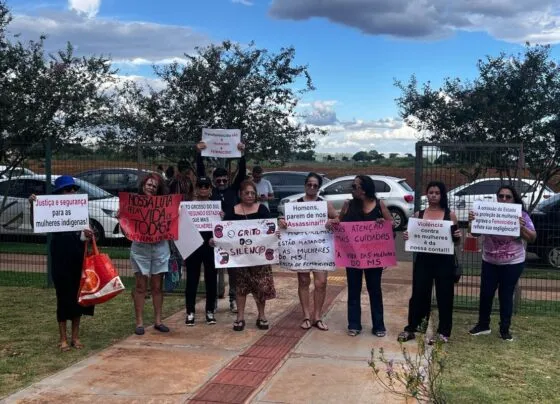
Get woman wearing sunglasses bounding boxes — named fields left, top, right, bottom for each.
left=468, top=185, right=536, bottom=341
left=185, top=177, right=218, bottom=326
left=339, top=175, right=393, bottom=337
left=278, top=172, right=338, bottom=331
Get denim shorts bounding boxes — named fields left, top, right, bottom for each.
left=130, top=241, right=170, bottom=276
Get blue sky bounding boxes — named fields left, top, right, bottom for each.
left=6, top=0, right=560, bottom=155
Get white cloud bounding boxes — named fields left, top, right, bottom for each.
left=8, top=10, right=213, bottom=64
left=232, top=0, right=254, bottom=5
left=68, top=0, right=101, bottom=18
left=269, top=0, right=560, bottom=44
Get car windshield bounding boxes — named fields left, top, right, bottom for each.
left=398, top=180, right=414, bottom=192
left=72, top=178, right=113, bottom=200
left=537, top=193, right=560, bottom=211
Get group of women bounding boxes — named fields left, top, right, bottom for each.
left=40, top=169, right=537, bottom=350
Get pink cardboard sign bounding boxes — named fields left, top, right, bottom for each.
left=333, top=221, right=397, bottom=269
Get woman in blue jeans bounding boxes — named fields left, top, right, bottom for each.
left=339, top=175, right=393, bottom=337
left=468, top=185, right=536, bottom=341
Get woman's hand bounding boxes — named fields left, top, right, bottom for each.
left=209, top=238, right=216, bottom=247
left=376, top=218, right=385, bottom=224
left=83, top=228, right=94, bottom=240
left=28, top=194, right=37, bottom=203
left=468, top=211, right=475, bottom=222
left=237, top=143, right=246, bottom=153
left=325, top=218, right=339, bottom=230
left=519, top=216, right=526, bottom=228
left=275, top=230, right=281, bottom=238
left=452, top=228, right=462, bottom=241
left=219, top=211, right=225, bottom=219
left=196, top=141, right=207, bottom=152
left=278, top=218, right=287, bottom=229
left=403, top=231, right=409, bottom=241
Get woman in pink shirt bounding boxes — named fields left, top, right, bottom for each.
left=468, top=185, right=536, bottom=341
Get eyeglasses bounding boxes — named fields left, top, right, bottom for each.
left=215, top=179, right=228, bottom=185
left=306, top=183, right=319, bottom=189
left=243, top=191, right=256, bottom=195
left=198, top=184, right=211, bottom=189
left=351, top=184, right=361, bottom=190
left=62, top=186, right=79, bottom=193
left=498, top=194, right=513, bottom=200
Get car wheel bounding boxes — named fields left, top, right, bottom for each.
left=389, top=208, right=405, bottom=230
left=545, top=246, right=560, bottom=269
left=90, top=219, right=105, bottom=244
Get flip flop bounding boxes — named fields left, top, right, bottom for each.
left=71, top=341, right=84, bottom=349
left=312, top=320, right=329, bottom=331
left=59, top=342, right=71, bottom=352
left=300, top=318, right=312, bottom=330
left=256, top=318, right=269, bottom=330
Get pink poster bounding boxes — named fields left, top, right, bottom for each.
left=333, top=221, right=397, bottom=269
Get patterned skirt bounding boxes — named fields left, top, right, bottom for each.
left=235, top=265, right=276, bottom=301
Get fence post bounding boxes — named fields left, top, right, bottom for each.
left=414, top=142, right=424, bottom=212
left=513, top=284, right=521, bottom=315
left=45, top=137, right=53, bottom=288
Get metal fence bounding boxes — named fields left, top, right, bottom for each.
left=415, top=142, right=560, bottom=315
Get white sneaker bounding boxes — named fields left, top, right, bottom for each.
left=206, top=312, right=216, bottom=325
left=185, top=313, right=195, bottom=326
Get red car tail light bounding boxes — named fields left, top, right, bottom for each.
left=404, top=194, right=414, bottom=203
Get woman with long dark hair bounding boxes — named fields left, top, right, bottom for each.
left=339, top=175, right=393, bottom=337
left=468, top=185, right=536, bottom=341
left=398, top=181, right=462, bottom=344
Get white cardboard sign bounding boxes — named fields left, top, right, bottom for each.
left=471, top=201, right=521, bottom=237
left=182, top=201, right=222, bottom=231
left=201, top=128, right=241, bottom=158
left=213, top=219, right=279, bottom=268
left=33, top=194, right=89, bottom=233
left=279, top=229, right=336, bottom=271
left=405, top=218, right=454, bottom=255
left=175, top=205, right=204, bottom=259
left=283, top=201, right=328, bottom=232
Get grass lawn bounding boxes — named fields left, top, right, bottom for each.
left=442, top=311, right=560, bottom=403
left=0, top=242, right=131, bottom=259
left=0, top=286, right=186, bottom=399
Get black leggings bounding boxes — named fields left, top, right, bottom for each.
left=185, top=244, right=217, bottom=313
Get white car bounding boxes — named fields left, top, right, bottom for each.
left=420, top=178, right=556, bottom=223
left=278, top=175, right=415, bottom=230
left=0, top=165, right=36, bottom=179
left=0, top=175, right=123, bottom=242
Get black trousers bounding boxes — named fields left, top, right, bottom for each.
left=404, top=253, right=455, bottom=337
left=228, top=269, right=236, bottom=302
left=185, top=244, right=217, bottom=313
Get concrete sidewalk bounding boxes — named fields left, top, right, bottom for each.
left=4, top=263, right=415, bottom=404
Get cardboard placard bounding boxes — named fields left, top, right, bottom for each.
left=201, top=128, right=241, bottom=158
left=405, top=218, right=454, bottom=255
left=33, top=194, right=89, bottom=233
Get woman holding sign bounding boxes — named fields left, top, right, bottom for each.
left=398, top=181, right=462, bottom=345
left=468, top=185, right=536, bottom=341
left=127, top=173, right=171, bottom=336
left=214, top=180, right=276, bottom=332
left=339, top=175, right=393, bottom=337
left=279, top=172, right=338, bottom=331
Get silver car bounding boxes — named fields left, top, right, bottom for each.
left=278, top=175, right=415, bottom=230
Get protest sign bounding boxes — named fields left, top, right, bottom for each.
left=283, top=201, right=328, bottom=232
left=471, top=201, right=521, bottom=237
left=201, top=128, right=242, bottom=158
left=118, top=193, right=181, bottom=243
left=175, top=204, right=204, bottom=259
left=333, top=221, right=397, bottom=268
left=213, top=219, right=279, bottom=268
left=279, top=229, right=335, bottom=271
left=183, top=201, right=222, bottom=231
left=33, top=194, right=89, bottom=233
left=405, top=218, right=454, bottom=255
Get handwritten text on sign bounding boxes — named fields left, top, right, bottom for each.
left=119, top=193, right=181, bottom=243
left=405, top=218, right=454, bottom=255
left=471, top=201, right=521, bottom=237
left=284, top=201, right=328, bottom=232
left=279, top=229, right=335, bottom=271
left=201, top=128, right=241, bottom=158
left=333, top=221, right=397, bottom=268
left=213, top=219, right=279, bottom=268
left=33, top=194, right=89, bottom=233
left=183, top=201, right=222, bottom=231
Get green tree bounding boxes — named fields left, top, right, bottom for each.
left=352, top=151, right=371, bottom=161
left=368, top=149, right=384, bottom=160
left=294, top=150, right=316, bottom=161
left=396, top=44, right=560, bottom=209
left=111, top=40, right=325, bottom=161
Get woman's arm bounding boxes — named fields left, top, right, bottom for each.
left=379, top=200, right=393, bottom=222
left=520, top=212, right=537, bottom=243
left=450, top=211, right=462, bottom=245
left=326, top=201, right=338, bottom=220
left=338, top=200, right=350, bottom=221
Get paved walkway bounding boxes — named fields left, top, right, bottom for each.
left=3, top=264, right=416, bottom=404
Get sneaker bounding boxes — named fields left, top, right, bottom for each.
left=428, top=334, right=449, bottom=345
left=185, top=313, right=195, bottom=326
left=230, top=300, right=238, bottom=313
left=206, top=312, right=216, bottom=325
left=397, top=331, right=415, bottom=342
left=469, top=324, right=491, bottom=336
left=500, top=330, right=513, bottom=341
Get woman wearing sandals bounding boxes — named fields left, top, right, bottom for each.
left=398, top=181, right=462, bottom=345
left=29, top=176, right=95, bottom=351
left=213, top=180, right=277, bottom=331
left=339, top=175, right=392, bottom=337
left=279, top=172, right=338, bottom=331
left=468, top=185, right=536, bottom=341
left=125, top=173, right=171, bottom=335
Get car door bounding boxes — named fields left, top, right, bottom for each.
left=373, top=179, right=391, bottom=203
left=320, top=179, right=354, bottom=211
left=453, top=180, right=502, bottom=221
left=0, top=179, right=44, bottom=234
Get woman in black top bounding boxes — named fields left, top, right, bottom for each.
left=213, top=180, right=276, bottom=331
left=339, top=175, right=392, bottom=337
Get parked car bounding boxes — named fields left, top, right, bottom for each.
left=528, top=194, right=560, bottom=268
left=420, top=178, right=556, bottom=223
left=75, top=168, right=153, bottom=196
left=0, top=165, right=36, bottom=179
left=0, top=175, right=122, bottom=243
left=278, top=175, right=414, bottom=230
left=262, top=171, right=330, bottom=216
